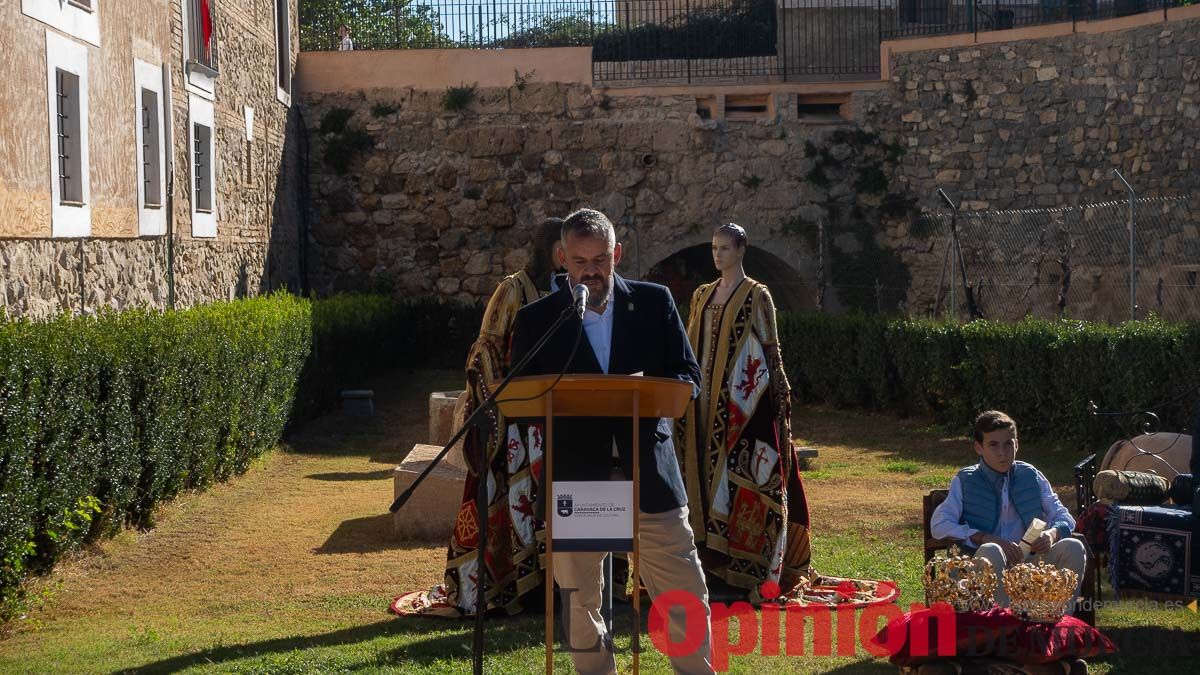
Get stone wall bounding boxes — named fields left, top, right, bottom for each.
left=0, top=238, right=267, bottom=318
left=301, top=14, right=1200, bottom=320
left=865, top=16, right=1200, bottom=208
left=300, top=83, right=904, bottom=312
left=858, top=15, right=1200, bottom=318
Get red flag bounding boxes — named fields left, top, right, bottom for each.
left=200, top=0, right=213, bottom=59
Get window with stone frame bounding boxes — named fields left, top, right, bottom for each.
left=188, top=93, right=216, bottom=237
left=193, top=122, right=213, bottom=213
left=56, top=69, right=84, bottom=206
left=186, top=0, right=218, bottom=73
left=46, top=30, right=91, bottom=237
left=140, top=88, right=163, bottom=209
left=274, top=0, right=291, bottom=100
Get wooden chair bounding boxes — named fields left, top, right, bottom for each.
left=922, top=489, right=1098, bottom=626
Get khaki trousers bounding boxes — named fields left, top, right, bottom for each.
left=553, top=504, right=714, bottom=675
left=975, top=537, right=1088, bottom=612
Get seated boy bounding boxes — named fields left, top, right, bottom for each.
left=931, top=410, right=1087, bottom=611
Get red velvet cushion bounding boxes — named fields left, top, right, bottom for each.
left=871, top=607, right=1116, bottom=666
left=870, top=605, right=1021, bottom=666
left=1005, top=612, right=1117, bottom=664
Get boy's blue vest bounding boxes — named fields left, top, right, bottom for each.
left=958, top=461, right=1042, bottom=546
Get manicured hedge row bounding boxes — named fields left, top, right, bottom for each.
left=0, top=292, right=483, bottom=620
left=0, top=294, right=311, bottom=619
left=779, top=313, right=1200, bottom=443
left=292, top=295, right=482, bottom=419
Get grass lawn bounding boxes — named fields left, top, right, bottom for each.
left=0, top=368, right=1197, bottom=673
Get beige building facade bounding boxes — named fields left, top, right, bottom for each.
left=0, top=0, right=304, bottom=317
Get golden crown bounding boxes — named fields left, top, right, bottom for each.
left=923, top=546, right=997, bottom=612
left=1003, top=562, right=1077, bottom=623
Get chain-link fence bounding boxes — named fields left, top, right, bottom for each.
left=911, top=195, right=1200, bottom=323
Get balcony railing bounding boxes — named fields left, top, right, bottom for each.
left=187, top=0, right=219, bottom=74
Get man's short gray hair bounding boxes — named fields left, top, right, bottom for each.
left=561, top=208, right=615, bottom=248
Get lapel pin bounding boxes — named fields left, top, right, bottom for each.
left=628, top=303, right=635, bottom=312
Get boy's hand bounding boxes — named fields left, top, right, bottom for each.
left=984, top=535, right=1024, bottom=565
left=1030, top=530, right=1056, bottom=554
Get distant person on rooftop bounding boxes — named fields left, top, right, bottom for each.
left=338, top=24, right=353, bottom=51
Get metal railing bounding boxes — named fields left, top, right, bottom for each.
left=882, top=0, right=1185, bottom=39
left=187, top=0, right=219, bottom=73
left=299, top=0, right=1186, bottom=82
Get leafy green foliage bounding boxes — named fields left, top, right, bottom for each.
left=485, top=13, right=594, bottom=48
left=292, top=295, right=482, bottom=420
left=442, top=83, right=478, bottom=112
left=592, top=0, right=777, bottom=60
left=371, top=103, right=398, bottom=118
left=299, top=0, right=450, bottom=51
left=780, top=313, right=1200, bottom=445
left=0, top=293, right=481, bottom=623
left=0, top=295, right=311, bottom=620
left=318, top=107, right=354, bottom=135
left=322, top=126, right=375, bottom=175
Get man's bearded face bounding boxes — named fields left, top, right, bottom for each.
left=558, top=232, right=621, bottom=310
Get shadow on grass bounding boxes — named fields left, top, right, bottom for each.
left=117, top=615, right=544, bottom=674
left=306, top=469, right=395, bottom=481
left=314, top=513, right=400, bottom=555
left=1090, top=625, right=1200, bottom=673
left=795, top=405, right=1088, bottom=486
left=821, top=659, right=894, bottom=673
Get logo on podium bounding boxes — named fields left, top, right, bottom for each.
left=556, top=495, right=574, bottom=518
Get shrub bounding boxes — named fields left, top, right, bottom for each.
left=0, top=292, right=483, bottom=622
left=779, top=312, right=1200, bottom=446
left=292, top=295, right=482, bottom=419
left=443, top=83, right=478, bottom=112
left=0, top=294, right=310, bottom=620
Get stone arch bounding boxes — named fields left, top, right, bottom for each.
left=641, top=240, right=818, bottom=315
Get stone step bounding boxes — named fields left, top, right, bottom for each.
left=340, top=389, right=374, bottom=416
left=795, top=445, right=819, bottom=470
left=392, top=443, right=466, bottom=542
left=429, top=390, right=469, bottom=471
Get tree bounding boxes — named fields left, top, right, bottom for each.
left=300, top=0, right=450, bottom=51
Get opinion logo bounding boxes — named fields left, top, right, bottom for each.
left=647, top=582, right=955, bottom=671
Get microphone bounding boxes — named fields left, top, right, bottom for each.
left=572, top=283, right=589, bottom=318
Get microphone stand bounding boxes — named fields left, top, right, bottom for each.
left=390, top=302, right=579, bottom=675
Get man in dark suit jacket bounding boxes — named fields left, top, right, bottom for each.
left=510, top=208, right=714, bottom=674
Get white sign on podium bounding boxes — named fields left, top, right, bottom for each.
left=552, top=481, right=634, bottom=552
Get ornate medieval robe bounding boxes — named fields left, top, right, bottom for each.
left=392, top=270, right=548, bottom=617
left=676, top=278, right=812, bottom=598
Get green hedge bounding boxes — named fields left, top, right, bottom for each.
left=780, top=313, right=1200, bottom=443
left=0, top=291, right=488, bottom=619
left=0, top=292, right=483, bottom=621
left=292, top=296, right=482, bottom=419
left=0, top=294, right=311, bottom=619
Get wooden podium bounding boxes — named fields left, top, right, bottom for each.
left=498, top=375, right=692, bottom=674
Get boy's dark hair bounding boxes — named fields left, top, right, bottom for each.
left=973, top=410, right=1017, bottom=443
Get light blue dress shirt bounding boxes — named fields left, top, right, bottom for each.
left=930, top=466, right=1075, bottom=544
left=581, top=298, right=614, bottom=374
